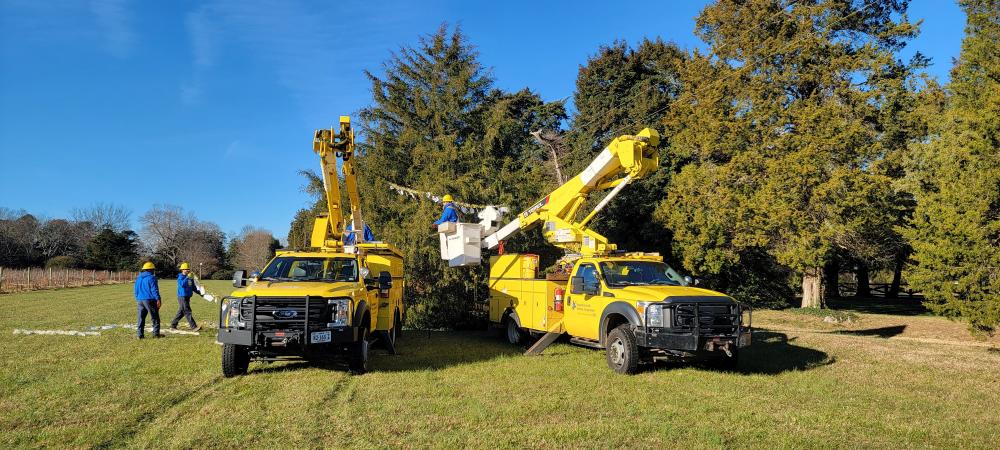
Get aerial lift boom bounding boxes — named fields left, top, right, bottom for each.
left=311, top=116, right=368, bottom=249
left=439, top=128, right=660, bottom=265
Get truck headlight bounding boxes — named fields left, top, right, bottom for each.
left=327, top=298, right=349, bottom=327
left=646, top=304, right=664, bottom=328
left=222, top=298, right=242, bottom=328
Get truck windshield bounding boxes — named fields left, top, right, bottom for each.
left=598, top=260, right=683, bottom=287
left=259, top=257, right=358, bottom=282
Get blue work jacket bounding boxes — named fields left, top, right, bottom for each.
left=433, top=203, right=460, bottom=225
left=134, top=271, right=161, bottom=301
left=177, top=273, right=196, bottom=297
left=344, top=223, right=375, bottom=245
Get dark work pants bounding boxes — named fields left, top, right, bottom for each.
left=171, top=295, right=197, bottom=328
left=137, top=300, right=160, bottom=337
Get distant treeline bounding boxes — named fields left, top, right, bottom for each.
left=0, top=203, right=279, bottom=280
left=285, top=1, right=999, bottom=333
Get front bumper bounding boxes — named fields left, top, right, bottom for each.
left=216, top=295, right=360, bottom=348
left=636, top=328, right=752, bottom=352
left=217, top=324, right=360, bottom=347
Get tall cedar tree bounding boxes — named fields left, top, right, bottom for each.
left=658, top=0, right=924, bottom=308
left=565, top=39, right=687, bottom=256
left=355, top=25, right=565, bottom=328
left=903, top=0, right=1000, bottom=332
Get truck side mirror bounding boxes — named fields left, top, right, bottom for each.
left=378, top=271, right=392, bottom=290
left=570, top=276, right=584, bottom=295
left=233, top=270, right=246, bottom=288
left=377, top=271, right=392, bottom=298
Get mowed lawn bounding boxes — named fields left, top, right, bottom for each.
left=1, top=282, right=999, bottom=449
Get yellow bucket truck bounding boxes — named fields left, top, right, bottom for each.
left=217, top=117, right=404, bottom=376
left=438, top=128, right=751, bottom=374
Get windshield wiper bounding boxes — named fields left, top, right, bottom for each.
left=261, top=276, right=294, bottom=282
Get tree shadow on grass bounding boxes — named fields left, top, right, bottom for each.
left=834, top=325, right=906, bottom=338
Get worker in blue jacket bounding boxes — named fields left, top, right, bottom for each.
left=344, top=215, right=375, bottom=245
left=133, top=262, right=162, bottom=339
left=170, top=262, right=203, bottom=332
left=431, top=194, right=460, bottom=230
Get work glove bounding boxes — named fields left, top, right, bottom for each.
left=196, top=285, right=206, bottom=296
left=203, top=294, right=216, bottom=303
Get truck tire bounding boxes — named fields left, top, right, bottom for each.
left=504, top=316, right=525, bottom=346
left=605, top=325, right=639, bottom=374
left=349, top=328, right=370, bottom=375
left=222, top=344, right=249, bottom=377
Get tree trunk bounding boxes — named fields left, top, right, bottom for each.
left=800, top=268, right=824, bottom=308
left=823, top=258, right=840, bottom=300
left=855, top=262, right=871, bottom=298
left=887, top=252, right=905, bottom=298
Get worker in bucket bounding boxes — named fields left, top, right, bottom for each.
left=133, top=262, right=162, bottom=339
left=431, top=194, right=460, bottom=230
left=344, top=214, right=375, bottom=245
left=170, top=262, right=205, bottom=332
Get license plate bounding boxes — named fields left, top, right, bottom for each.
left=311, top=331, right=331, bottom=344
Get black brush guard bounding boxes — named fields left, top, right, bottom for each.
left=217, top=296, right=359, bottom=349
left=636, top=296, right=752, bottom=353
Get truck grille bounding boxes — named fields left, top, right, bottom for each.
left=239, top=297, right=328, bottom=332
left=672, top=303, right=739, bottom=335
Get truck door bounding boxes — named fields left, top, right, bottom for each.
left=564, top=263, right=601, bottom=340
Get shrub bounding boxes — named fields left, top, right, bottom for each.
left=45, top=256, right=78, bottom=269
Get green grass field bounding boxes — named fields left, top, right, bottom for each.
left=2, top=281, right=999, bottom=449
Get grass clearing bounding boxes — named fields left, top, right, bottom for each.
left=2, top=282, right=999, bottom=448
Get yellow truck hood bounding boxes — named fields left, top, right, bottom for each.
left=232, top=281, right=361, bottom=298
left=612, top=285, right=729, bottom=301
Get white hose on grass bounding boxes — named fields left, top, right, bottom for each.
left=14, top=324, right=203, bottom=337
left=13, top=329, right=100, bottom=336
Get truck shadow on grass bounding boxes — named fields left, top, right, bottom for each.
left=242, top=330, right=520, bottom=375
left=244, top=330, right=832, bottom=376
left=648, top=331, right=834, bottom=375
left=373, top=330, right=521, bottom=372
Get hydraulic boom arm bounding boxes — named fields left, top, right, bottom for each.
left=482, top=128, right=660, bottom=256
left=310, top=116, right=368, bottom=249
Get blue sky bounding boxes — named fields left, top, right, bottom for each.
left=0, top=0, right=965, bottom=241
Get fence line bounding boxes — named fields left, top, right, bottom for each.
left=837, top=282, right=920, bottom=299
left=0, top=267, right=137, bottom=293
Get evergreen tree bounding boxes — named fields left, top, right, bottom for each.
left=84, top=228, right=139, bottom=271
left=904, top=0, right=1000, bottom=332
left=657, top=0, right=925, bottom=308
left=356, top=24, right=565, bottom=328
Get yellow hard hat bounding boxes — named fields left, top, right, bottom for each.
left=142, top=262, right=155, bottom=270
left=442, top=194, right=454, bottom=202
left=179, top=262, right=190, bottom=270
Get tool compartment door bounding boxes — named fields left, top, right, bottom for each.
left=365, top=253, right=403, bottom=331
